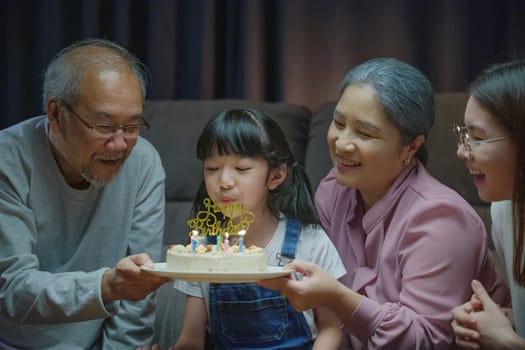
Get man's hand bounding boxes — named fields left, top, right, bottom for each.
left=136, top=344, right=164, bottom=350
left=102, top=253, right=171, bottom=302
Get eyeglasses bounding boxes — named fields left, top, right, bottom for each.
left=64, top=103, right=150, bottom=138
left=452, top=124, right=509, bottom=159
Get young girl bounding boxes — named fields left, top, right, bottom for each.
left=172, top=108, right=346, bottom=350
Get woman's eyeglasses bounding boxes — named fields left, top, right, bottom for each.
left=452, top=124, right=509, bottom=159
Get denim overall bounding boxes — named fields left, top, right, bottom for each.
left=208, top=219, right=313, bottom=350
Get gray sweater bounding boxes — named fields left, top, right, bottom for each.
left=0, top=116, right=166, bottom=349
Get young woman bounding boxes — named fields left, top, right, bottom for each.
left=169, top=108, right=346, bottom=350
left=258, top=57, right=509, bottom=349
left=451, top=60, right=525, bottom=349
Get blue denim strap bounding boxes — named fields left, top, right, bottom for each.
left=277, top=218, right=301, bottom=265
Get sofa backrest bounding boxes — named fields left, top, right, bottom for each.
left=143, top=100, right=312, bottom=247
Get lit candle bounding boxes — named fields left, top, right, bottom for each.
left=191, top=230, right=199, bottom=253
left=223, top=232, right=230, bottom=252
left=238, top=230, right=246, bottom=253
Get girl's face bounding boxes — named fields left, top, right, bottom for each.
left=458, top=96, right=516, bottom=202
left=327, top=84, right=420, bottom=209
left=203, top=153, right=285, bottom=217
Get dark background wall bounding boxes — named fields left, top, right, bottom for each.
left=2, top=0, right=525, bottom=129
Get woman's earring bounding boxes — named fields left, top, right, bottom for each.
left=404, top=158, right=411, bottom=165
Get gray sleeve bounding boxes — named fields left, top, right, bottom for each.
left=0, top=254, right=114, bottom=323
left=0, top=148, right=115, bottom=323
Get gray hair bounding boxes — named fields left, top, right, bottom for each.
left=42, top=38, right=148, bottom=111
left=339, top=57, right=434, bottom=164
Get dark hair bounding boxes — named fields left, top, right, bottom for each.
left=339, top=57, right=434, bottom=165
left=191, top=108, right=319, bottom=226
left=42, top=38, right=149, bottom=111
left=469, top=59, right=525, bottom=286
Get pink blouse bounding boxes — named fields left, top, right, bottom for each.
left=315, top=160, right=509, bottom=349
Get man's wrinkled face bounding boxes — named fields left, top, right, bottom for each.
left=48, top=66, right=144, bottom=188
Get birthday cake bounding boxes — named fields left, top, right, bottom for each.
left=166, top=243, right=267, bottom=272
left=165, top=198, right=267, bottom=272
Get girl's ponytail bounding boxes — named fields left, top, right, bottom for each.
left=270, top=161, right=320, bottom=226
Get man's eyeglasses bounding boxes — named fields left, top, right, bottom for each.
left=64, top=103, right=150, bottom=138
left=452, top=124, right=509, bottom=159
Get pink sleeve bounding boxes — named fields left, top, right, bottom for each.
left=342, top=201, right=509, bottom=349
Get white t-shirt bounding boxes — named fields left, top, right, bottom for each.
left=174, top=215, right=347, bottom=339
left=491, top=200, right=525, bottom=336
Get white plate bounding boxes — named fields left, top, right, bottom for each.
left=141, top=263, right=292, bottom=283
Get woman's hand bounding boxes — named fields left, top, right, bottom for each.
left=452, top=298, right=481, bottom=348
left=468, top=280, right=521, bottom=349
left=453, top=280, right=523, bottom=349
left=257, top=259, right=360, bottom=323
left=257, top=260, right=340, bottom=310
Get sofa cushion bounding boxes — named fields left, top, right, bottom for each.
left=143, top=99, right=312, bottom=245
left=305, top=102, right=335, bottom=191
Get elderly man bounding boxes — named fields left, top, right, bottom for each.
left=0, top=38, right=169, bottom=349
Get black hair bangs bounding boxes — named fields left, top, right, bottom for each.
left=196, top=109, right=268, bottom=161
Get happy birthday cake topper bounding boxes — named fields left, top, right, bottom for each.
left=187, top=198, right=255, bottom=237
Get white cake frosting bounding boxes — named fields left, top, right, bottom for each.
left=166, top=244, right=267, bottom=272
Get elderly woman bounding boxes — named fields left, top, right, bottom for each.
left=259, top=57, right=509, bottom=349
